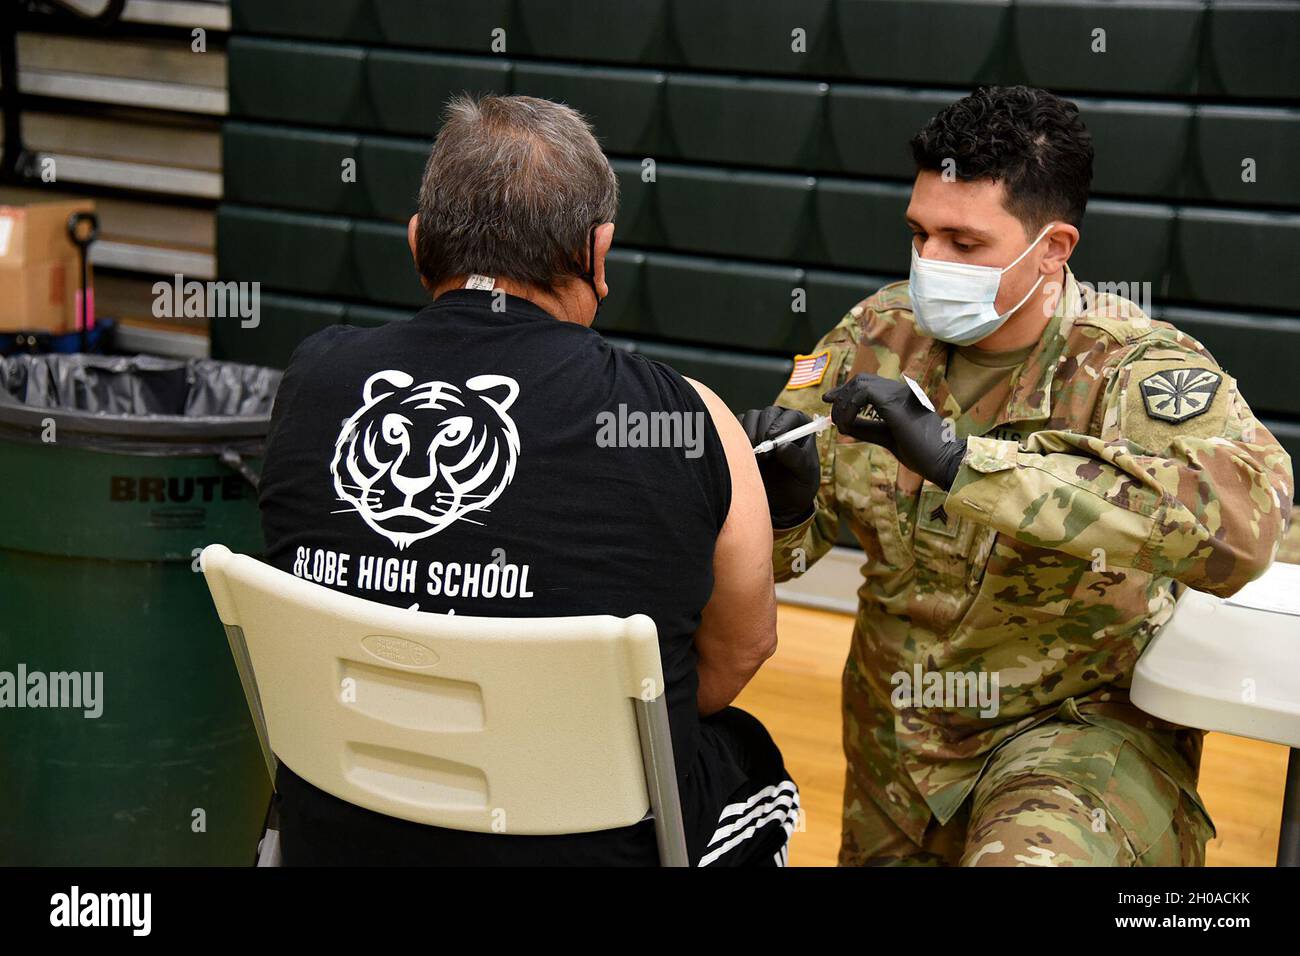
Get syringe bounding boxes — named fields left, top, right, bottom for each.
left=753, top=414, right=833, bottom=456
left=752, top=376, right=933, bottom=456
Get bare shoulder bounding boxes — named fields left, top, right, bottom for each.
left=684, top=377, right=763, bottom=487
left=685, top=377, right=742, bottom=438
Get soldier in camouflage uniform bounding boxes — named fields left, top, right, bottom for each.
left=741, top=87, right=1293, bottom=866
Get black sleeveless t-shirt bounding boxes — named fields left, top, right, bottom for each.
left=257, top=290, right=743, bottom=864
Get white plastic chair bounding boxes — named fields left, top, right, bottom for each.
left=1131, top=563, right=1300, bottom=866
left=200, top=544, right=689, bottom=866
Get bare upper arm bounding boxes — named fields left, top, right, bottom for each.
left=686, top=378, right=777, bottom=658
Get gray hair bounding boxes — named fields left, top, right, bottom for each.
left=415, top=94, right=619, bottom=291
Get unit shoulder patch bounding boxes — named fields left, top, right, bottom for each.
left=784, top=349, right=832, bottom=390
left=1119, top=358, right=1231, bottom=453
left=1138, top=367, right=1222, bottom=423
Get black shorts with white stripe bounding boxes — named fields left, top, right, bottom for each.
left=686, top=707, right=799, bottom=867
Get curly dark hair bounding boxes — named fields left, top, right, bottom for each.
left=909, top=86, right=1094, bottom=229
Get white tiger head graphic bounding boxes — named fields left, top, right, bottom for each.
left=330, top=370, right=521, bottom=549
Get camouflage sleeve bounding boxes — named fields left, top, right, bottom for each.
left=944, top=343, right=1294, bottom=597
left=770, top=313, right=859, bottom=583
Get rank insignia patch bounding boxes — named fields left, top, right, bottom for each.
left=785, top=349, right=831, bottom=390
left=1139, top=368, right=1221, bottom=423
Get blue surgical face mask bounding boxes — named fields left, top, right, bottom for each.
left=908, top=224, right=1054, bottom=346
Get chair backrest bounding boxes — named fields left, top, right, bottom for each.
left=200, top=544, right=669, bottom=837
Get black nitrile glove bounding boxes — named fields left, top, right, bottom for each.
left=822, top=373, right=968, bottom=490
left=739, top=406, right=821, bottom=528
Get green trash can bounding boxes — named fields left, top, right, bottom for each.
left=0, top=354, right=280, bottom=865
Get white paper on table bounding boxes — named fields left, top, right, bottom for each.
left=1222, top=561, right=1300, bottom=617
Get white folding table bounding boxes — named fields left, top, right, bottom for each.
left=1132, top=562, right=1300, bottom=866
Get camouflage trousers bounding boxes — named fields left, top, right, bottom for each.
left=840, top=719, right=1215, bottom=866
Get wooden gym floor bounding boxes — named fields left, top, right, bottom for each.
left=735, top=604, right=1290, bottom=867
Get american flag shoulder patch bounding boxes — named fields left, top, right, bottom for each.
left=784, top=349, right=831, bottom=390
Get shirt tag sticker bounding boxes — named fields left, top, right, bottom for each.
left=785, top=349, right=831, bottom=390
left=464, top=274, right=496, bottom=291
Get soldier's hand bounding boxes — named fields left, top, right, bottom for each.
left=739, top=406, right=821, bottom=528
left=823, top=373, right=968, bottom=490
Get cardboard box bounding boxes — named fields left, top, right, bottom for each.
left=0, top=199, right=95, bottom=334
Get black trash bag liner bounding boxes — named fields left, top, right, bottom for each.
left=0, top=354, right=280, bottom=418
left=0, top=354, right=282, bottom=453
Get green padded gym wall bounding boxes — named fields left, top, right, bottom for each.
left=213, top=0, right=1300, bottom=476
